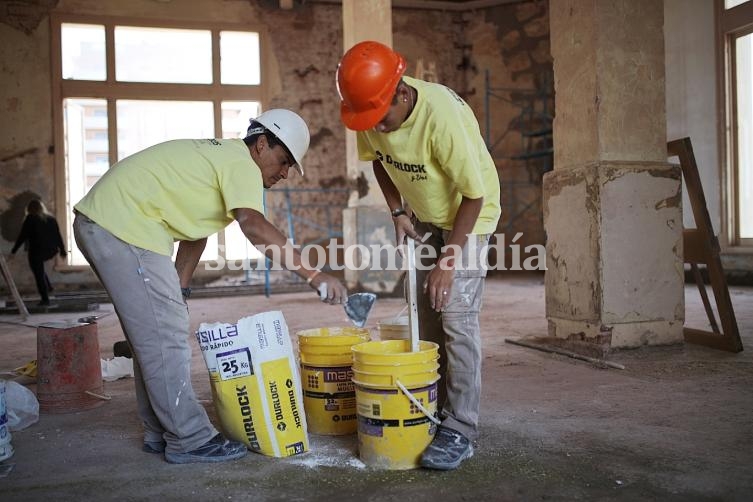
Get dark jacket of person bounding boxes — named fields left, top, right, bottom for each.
left=12, top=213, right=66, bottom=261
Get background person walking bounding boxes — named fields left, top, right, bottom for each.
left=11, top=199, right=67, bottom=306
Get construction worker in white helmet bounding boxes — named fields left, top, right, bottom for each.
left=337, top=42, right=501, bottom=471
left=73, top=108, right=347, bottom=464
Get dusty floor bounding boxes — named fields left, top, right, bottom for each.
left=0, top=274, right=751, bottom=501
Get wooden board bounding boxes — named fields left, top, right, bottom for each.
left=0, top=254, right=30, bottom=319
left=668, top=137, right=743, bottom=353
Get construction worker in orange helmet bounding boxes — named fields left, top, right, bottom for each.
left=337, top=40, right=501, bottom=471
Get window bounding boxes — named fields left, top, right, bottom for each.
left=52, top=15, right=265, bottom=266
left=719, top=1, right=753, bottom=246
left=114, top=26, right=212, bottom=84
left=725, top=0, right=750, bottom=9
left=735, top=34, right=752, bottom=240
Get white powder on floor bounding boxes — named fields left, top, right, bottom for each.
left=286, top=442, right=366, bottom=469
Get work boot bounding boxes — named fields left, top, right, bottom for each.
left=419, top=426, right=473, bottom=470
left=164, top=433, right=247, bottom=464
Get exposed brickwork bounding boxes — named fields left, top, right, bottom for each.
left=0, top=0, right=552, bottom=291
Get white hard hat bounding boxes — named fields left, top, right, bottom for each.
left=250, top=109, right=310, bottom=176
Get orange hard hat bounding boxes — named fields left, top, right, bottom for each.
left=336, top=41, right=406, bottom=131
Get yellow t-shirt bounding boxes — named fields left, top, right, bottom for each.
left=74, top=138, right=264, bottom=256
left=357, top=76, right=501, bottom=234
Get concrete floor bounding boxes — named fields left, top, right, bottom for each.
left=0, top=274, right=751, bottom=501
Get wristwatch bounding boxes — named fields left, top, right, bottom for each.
left=181, top=287, right=192, bottom=299
left=391, top=207, right=407, bottom=218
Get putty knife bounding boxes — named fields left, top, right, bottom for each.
left=344, top=292, right=377, bottom=328
left=318, top=283, right=377, bottom=328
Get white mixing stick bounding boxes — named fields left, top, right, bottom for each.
left=406, top=237, right=420, bottom=352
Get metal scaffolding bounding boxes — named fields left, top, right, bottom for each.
left=484, top=69, right=553, bottom=235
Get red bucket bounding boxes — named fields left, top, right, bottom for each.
left=37, top=321, right=105, bottom=413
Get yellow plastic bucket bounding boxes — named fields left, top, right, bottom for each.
left=297, top=327, right=370, bottom=435
left=351, top=340, right=440, bottom=470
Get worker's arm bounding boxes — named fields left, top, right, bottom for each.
left=425, top=195, right=483, bottom=312
left=175, top=238, right=207, bottom=290
left=234, top=207, right=347, bottom=304
left=373, top=160, right=420, bottom=245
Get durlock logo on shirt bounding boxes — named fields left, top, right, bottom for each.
left=446, top=86, right=466, bottom=105
left=376, top=150, right=427, bottom=178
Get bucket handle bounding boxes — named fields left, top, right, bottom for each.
left=395, top=379, right=442, bottom=425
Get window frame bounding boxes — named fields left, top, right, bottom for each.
left=50, top=13, right=269, bottom=270
left=717, top=0, right=753, bottom=249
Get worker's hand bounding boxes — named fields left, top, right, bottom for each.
left=310, top=272, right=347, bottom=305
left=424, top=266, right=455, bottom=312
left=394, top=215, right=420, bottom=248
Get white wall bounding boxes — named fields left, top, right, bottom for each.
left=664, top=0, right=720, bottom=233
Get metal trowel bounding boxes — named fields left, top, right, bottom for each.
left=318, top=283, right=377, bottom=328
left=343, top=292, right=377, bottom=328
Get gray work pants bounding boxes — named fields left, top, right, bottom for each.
left=413, top=221, right=489, bottom=441
left=74, top=213, right=217, bottom=454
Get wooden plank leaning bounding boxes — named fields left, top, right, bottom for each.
left=668, top=137, right=743, bottom=352
left=0, top=253, right=30, bottom=320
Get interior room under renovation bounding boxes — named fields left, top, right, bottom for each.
left=1, top=0, right=751, bottom=500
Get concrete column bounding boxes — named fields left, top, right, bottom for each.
left=543, top=0, right=684, bottom=349
left=341, top=0, right=404, bottom=293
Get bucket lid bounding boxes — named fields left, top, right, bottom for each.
left=297, top=326, right=370, bottom=347
left=351, top=340, right=439, bottom=365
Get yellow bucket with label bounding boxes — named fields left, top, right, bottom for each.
left=351, top=339, right=440, bottom=470
left=297, top=327, right=370, bottom=435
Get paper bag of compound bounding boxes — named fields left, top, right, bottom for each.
left=196, top=311, right=308, bottom=457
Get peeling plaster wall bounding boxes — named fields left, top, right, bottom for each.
left=0, top=2, right=62, bottom=291
left=544, top=170, right=600, bottom=320
left=0, top=0, right=559, bottom=294
left=0, top=0, right=471, bottom=293
left=252, top=2, right=351, bottom=242
left=545, top=0, right=683, bottom=348
left=0, top=7, right=55, bottom=214
left=544, top=162, right=684, bottom=347
left=3, top=0, right=739, bottom=302
left=600, top=167, right=683, bottom=324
